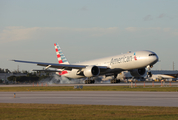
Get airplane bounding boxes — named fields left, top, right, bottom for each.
left=12, top=43, right=159, bottom=84
left=151, top=74, right=176, bottom=81
left=111, top=70, right=178, bottom=82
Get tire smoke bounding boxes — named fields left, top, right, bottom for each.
left=39, top=74, right=83, bottom=84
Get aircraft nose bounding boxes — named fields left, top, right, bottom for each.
left=155, top=54, right=159, bottom=62
left=151, top=53, right=159, bottom=65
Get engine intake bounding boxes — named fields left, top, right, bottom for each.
left=83, top=66, right=100, bottom=77
left=130, top=68, right=146, bottom=77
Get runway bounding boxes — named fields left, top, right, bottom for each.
left=1, top=91, right=178, bottom=107
left=1, top=82, right=178, bottom=87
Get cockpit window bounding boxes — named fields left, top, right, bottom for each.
left=149, top=54, right=156, bottom=56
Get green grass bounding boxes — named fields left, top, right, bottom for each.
left=0, top=103, right=178, bottom=120
left=1, top=86, right=178, bottom=92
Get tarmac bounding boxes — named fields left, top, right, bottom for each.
left=1, top=91, right=178, bottom=107
left=1, top=82, right=178, bottom=87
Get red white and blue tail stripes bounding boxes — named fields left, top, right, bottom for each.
left=54, top=43, right=69, bottom=64
left=54, top=43, right=69, bottom=75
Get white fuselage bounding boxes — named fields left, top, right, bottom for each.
left=61, top=50, right=158, bottom=79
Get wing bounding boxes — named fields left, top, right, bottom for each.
left=12, top=60, right=109, bottom=70
left=32, top=69, right=62, bottom=72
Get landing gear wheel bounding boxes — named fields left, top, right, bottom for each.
left=147, top=71, right=152, bottom=77
left=85, top=80, right=95, bottom=84
left=110, top=79, right=120, bottom=83
left=117, top=79, right=120, bottom=83
left=110, top=80, right=113, bottom=83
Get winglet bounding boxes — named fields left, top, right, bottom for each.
left=10, top=59, right=15, bottom=61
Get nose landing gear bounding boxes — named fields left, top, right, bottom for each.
left=147, top=71, right=152, bottom=77
left=147, top=65, right=153, bottom=78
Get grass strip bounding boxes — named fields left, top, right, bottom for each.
left=0, top=103, right=178, bottom=120
left=0, top=86, right=178, bottom=92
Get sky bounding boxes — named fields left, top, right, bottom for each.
left=0, top=0, right=178, bottom=72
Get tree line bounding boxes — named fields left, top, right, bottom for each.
left=0, top=68, right=52, bottom=83
left=0, top=68, right=10, bottom=73
left=7, top=72, right=50, bottom=83
left=0, top=68, right=29, bottom=74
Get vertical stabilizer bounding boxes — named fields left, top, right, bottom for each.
left=54, top=43, right=69, bottom=64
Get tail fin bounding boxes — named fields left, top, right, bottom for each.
left=54, top=43, right=69, bottom=64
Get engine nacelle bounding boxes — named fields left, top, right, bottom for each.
left=83, top=66, right=100, bottom=77
left=129, top=68, right=146, bottom=77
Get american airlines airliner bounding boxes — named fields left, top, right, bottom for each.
left=12, top=43, right=159, bottom=84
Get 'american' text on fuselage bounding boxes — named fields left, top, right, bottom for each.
left=110, top=56, right=133, bottom=65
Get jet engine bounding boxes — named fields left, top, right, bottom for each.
left=83, top=66, right=100, bottom=77
left=129, top=68, right=146, bottom=77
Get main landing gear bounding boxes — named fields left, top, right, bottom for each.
left=85, top=80, right=95, bottom=84
left=110, top=74, right=120, bottom=83
left=85, top=78, right=95, bottom=84
left=110, top=79, right=120, bottom=83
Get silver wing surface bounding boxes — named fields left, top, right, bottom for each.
left=12, top=60, right=109, bottom=70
